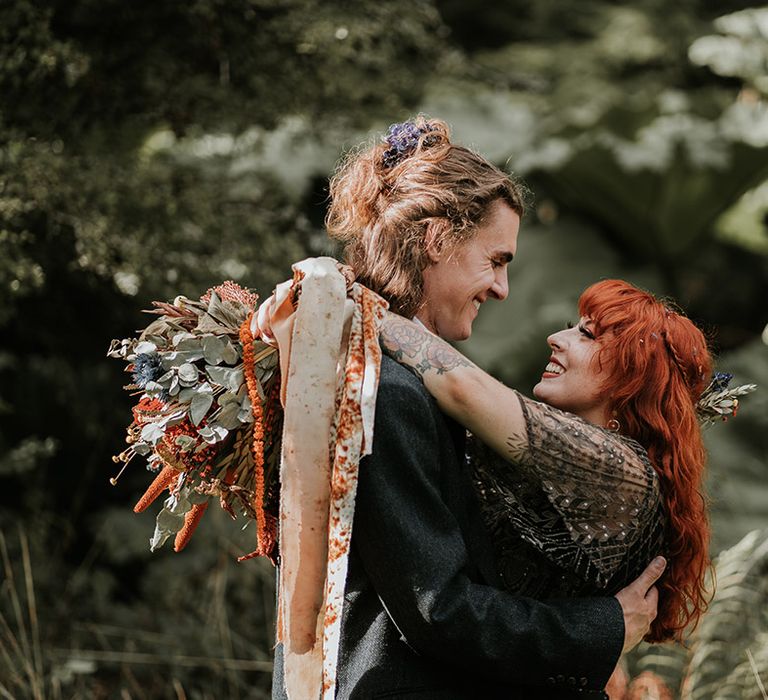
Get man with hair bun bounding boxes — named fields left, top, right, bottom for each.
left=271, top=118, right=665, bottom=699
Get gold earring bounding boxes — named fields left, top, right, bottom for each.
left=606, top=418, right=621, bottom=432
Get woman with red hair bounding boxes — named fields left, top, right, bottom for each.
left=380, top=278, right=713, bottom=643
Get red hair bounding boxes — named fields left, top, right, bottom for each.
left=579, top=279, right=712, bottom=642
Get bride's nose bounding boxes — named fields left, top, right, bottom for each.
left=547, top=329, right=566, bottom=350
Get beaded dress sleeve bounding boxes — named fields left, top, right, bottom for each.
left=469, top=392, right=666, bottom=598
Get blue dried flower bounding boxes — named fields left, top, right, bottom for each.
left=710, top=372, right=733, bottom=392
left=382, top=121, right=438, bottom=168
left=132, top=352, right=163, bottom=388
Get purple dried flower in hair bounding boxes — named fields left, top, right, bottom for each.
left=382, top=121, right=438, bottom=168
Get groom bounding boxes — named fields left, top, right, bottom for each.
left=272, top=197, right=663, bottom=698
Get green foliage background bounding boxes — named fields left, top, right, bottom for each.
left=1, top=1, right=767, bottom=697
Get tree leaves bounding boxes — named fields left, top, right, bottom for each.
left=2, top=2, right=766, bottom=696
left=689, top=7, right=768, bottom=93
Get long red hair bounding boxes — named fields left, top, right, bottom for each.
left=579, top=279, right=712, bottom=642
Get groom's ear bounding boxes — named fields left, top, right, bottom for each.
left=424, top=218, right=452, bottom=263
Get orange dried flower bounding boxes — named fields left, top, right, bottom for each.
left=159, top=418, right=218, bottom=476
left=131, top=396, right=167, bottom=423
left=174, top=501, right=210, bottom=552
left=238, top=512, right=278, bottom=564
left=134, top=466, right=178, bottom=513
left=239, top=312, right=269, bottom=558
left=201, top=280, right=259, bottom=308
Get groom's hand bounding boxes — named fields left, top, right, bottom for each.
left=614, top=556, right=666, bottom=653
left=254, top=292, right=277, bottom=346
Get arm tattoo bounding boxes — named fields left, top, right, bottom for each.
left=505, top=433, right=528, bottom=462
left=381, top=314, right=475, bottom=379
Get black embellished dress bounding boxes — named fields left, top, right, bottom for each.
left=470, top=392, right=666, bottom=598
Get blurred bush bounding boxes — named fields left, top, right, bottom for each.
left=624, top=527, right=768, bottom=699
left=1, top=0, right=766, bottom=696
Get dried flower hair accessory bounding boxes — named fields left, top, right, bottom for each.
left=382, top=120, right=439, bottom=168
left=696, top=371, right=757, bottom=428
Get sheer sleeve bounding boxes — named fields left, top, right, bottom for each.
left=470, top=392, right=664, bottom=592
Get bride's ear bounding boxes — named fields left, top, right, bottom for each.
left=424, top=218, right=452, bottom=263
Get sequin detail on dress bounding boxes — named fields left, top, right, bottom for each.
left=470, top=392, right=665, bottom=598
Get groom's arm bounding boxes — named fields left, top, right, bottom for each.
left=353, top=358, right=624, bottom=692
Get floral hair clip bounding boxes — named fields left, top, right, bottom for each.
left=696, top=371, right=757, bottom=428
left=382, top=121, right=439, bottom=168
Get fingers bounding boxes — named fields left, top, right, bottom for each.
left=633, top=556, right=666, bottom=595
left=615, top=558, right=665, bottom=654
left=336, top=262, right=356, bottom=288
left=645, top=585, right=659, bottom=617
left=253, top=294, right=277, bottom=346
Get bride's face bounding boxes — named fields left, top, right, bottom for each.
left=532, top=317, right=611, bottom=426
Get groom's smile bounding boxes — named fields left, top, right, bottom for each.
left=417, top=199, right=520, bottom=341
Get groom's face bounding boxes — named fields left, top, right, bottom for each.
left=417, top=200, right=520, bottom=341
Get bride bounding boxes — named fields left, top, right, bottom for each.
left=379, top=277, right=712, bottom=643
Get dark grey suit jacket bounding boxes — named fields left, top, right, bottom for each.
left=273, top=356, right=623, bottom=699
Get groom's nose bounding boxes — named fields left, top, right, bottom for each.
left=490, top=270, right=509, bottom=300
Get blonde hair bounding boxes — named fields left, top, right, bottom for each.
left=326, top=116, right=527, bottom=317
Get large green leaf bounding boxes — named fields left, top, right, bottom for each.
left=523, top=113, right=768, bottom=264
left=682, top=528, right=768, bottom=699
left=705, top=338, right=768, bottom=553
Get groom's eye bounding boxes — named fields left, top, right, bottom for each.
left=491, top=253, right=514, bottom=268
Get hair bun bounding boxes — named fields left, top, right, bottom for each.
left=326, top=115, right=524, bottom=316
left=381, top=118, right=446, bottom=169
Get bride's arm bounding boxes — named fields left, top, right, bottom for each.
left=382, top=311, right=663, bottom=595
left=380, top=311, right=528, bottom=460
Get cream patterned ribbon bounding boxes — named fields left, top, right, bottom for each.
left=263, top=258, right=387, bottom=700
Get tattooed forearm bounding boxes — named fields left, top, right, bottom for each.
left=505, top=433, right=528, bottom=462
left=380, top=312, right=475, bottom=379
